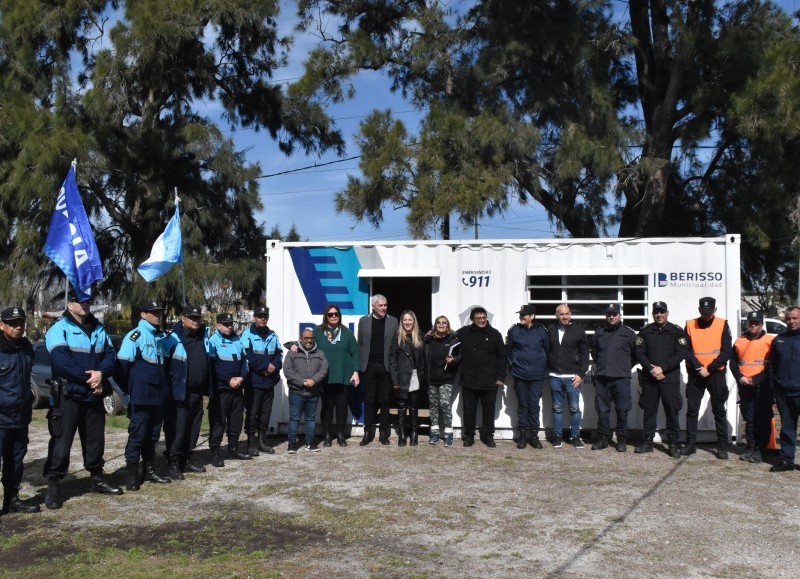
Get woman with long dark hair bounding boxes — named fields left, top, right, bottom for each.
left=389, top=310, right=425, bottom=446
left=313, top=304, right=360, bottom=446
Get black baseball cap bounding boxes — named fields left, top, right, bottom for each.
left=182, top=304, right=202, bottom=317
left=516, top=304, right=536, bottom=316
left=652, top=301, right=668, bottom=312
left=746, top=311, right=764, bottom=324
left=699, top=297, right=716, bottom=314
left=1, top=306, right=26, bottom=321
left=605, top=303, right=621, bottom=314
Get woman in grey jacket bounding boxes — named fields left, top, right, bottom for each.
left=283, top=328, right=329, bottom=453
left=389, top=311, right=425, bottom=447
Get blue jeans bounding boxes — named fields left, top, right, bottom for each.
left=514, top=378, right=544, bottom=431
left=549, top=376, right=582, bottom=439
left=288, top=392, right=319, bottom=444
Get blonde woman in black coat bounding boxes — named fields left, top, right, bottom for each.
left=389, top=310, right=425, bottom=446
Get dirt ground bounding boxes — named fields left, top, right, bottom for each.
left=2, top=412, right=799, bottom=578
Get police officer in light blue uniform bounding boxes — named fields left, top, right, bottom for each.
left=208, top=312, right=250, bottom=466
left=241, top=306, right=282, bottom=456
left=43, top=289, right=122, bottom=509
left=116, top=301, right=185, bottom=491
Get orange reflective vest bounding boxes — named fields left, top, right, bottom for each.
left=686, top=317, right=726, bottom=371
left=733, top=333, right=773, bottom=378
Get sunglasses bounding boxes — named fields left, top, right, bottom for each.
left=326, top=312, right=340, bottom=318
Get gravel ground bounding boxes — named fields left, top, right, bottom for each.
left=2, top=413, right=799, bottom=578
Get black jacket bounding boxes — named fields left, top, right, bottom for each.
left=591, top=322, right=637, bottom=378
left=389, top=333, right=425, bottom=398
left=422, top=332, right=461, bottom=386
left=547, top=323, right=590, bottom=377
left=456, top=323, right=507, bottom=390
left=0, top=333, right=34, bottom=429
left=635, top=322, right=688, bottom=384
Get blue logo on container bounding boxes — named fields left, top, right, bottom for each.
left=288, top=247, right=369, bottom=315
left=654, top=273, right=668, bottom=287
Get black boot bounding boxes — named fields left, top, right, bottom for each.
left=635, top=438, right=654, bottom=454
left=323, top=432, right=333, bottom=448
left=337, top=431, right=348, bottom=447
left=517, top=429, right=528, bottom=449
left=167, top=459, right=184, bottom=481
left=668, top=442, right=682, bottom=458
left=591, top=434, right=609, bottom=451
left=397, top=400, right=407, bottom=447
left=615, top=436, right=627, bottom=453
left=715, top=443, right=729, bottom=460
left=740, top=441, right=755, bottom=462
left=409, top=404, right=419, bottom=446
left=126, top=462, right=140, bottom=491
left=258, top=430, right=275, bottom=454
left=2, top=493, right=41, bottom=514
left=210, top=447, right=225, bottom=468
left=463, top=433, right=475, bottom=447
left=359, top=427, right=375, bottom=446
left=143, top=462, right=171, bottom=484
left=379, top=427, right=391, bottom=446
left=481, top=430, right=496, bottom=448
left=89, top=472, right=124, bottom=495
left=247, top=434, right=260, bottom=457
left=680, top=441, right=697, bottom=456
left=183, top=455, right=207, bottom=473
left=44, top=477, right=62, bottom=509
left=227, top=442, right=252, bottom=460
left=528, top=429, right=543, bottom=449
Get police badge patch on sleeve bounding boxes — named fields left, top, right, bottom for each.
left=678, top=337, right=688, bottom=346
left=635, top=337, right=644, bottom=345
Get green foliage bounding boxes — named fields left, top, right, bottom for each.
left=1, top=0, right=331, bottom=311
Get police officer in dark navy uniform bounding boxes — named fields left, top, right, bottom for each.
left=43, top=289, right=122, bottom=509
left=164, top=304, right=211, bottom=477
left=0, top=306, right=40, bottom=519
left=634, top=301, right=689, bottom=457
left=116, top=301, right=186, bottom=491
left=590, top=303, right=637, bottom=452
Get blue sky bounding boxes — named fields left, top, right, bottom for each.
left=199, top=0, right=799, bottom=243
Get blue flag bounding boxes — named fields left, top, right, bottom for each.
left=137, top=205, right=182, bottom=282
left=43, top=166, right=104, bottom=301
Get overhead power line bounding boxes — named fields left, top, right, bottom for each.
left=258, top=156, right=361, bottom=179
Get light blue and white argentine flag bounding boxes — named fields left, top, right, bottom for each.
left=43, top=166, right=103, bottom=301
left=137, top=205, right=182, bottom=282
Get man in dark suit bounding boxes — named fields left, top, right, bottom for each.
left=357, top=294, right=399, bottom=446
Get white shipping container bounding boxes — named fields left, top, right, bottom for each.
left=264, top=235, right=742, bottom=443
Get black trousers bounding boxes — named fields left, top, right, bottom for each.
left=165, top=393, right=205, bottom=460
left=321, top=382, right=350, bottom=435
left=209, top=389, right=245, bottom=447
left=124, top=403, right=164, bottom=464
left=0, top=427, right=28, bottom=493
left=738, top=382, right=774, bottom=448
left=640, top=379, right=682, bottom=442
left=686, top=372, right=729, bottom=443
left=43, top=395, right=106, bottom=478
left=594, top=376, right=632, bottom=438
left=361, top=360, right=391, bottom=430
left=461, top=387, right=497, bottom=437
left=244, top=387, right=274, bottom=435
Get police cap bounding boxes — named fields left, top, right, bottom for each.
left=1, top=306, right=26, bottom=321
left=605, top=303, right=621, bottom=314
left=216, top=312, right=234, bottom=324
left=698, top=297, right=716, bottom=314
left=182, top=304, right=202, bottom=317
left=652, top=301, right=668, bottom=312
left=254, top=306, right=270, bottom=317
left=516, top=304, right=536, bottom=316
left=746, top=311, right=764, bottom=324
left=139, top=301, right=164, bottom=312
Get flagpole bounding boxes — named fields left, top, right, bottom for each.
left=64, top=158, right=78, bottom=310
left=175, top=187, right=186, bottom=306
